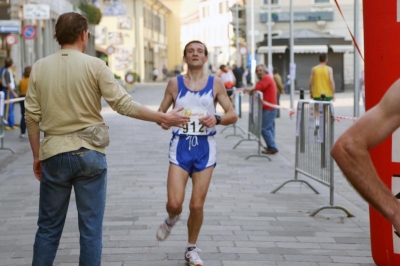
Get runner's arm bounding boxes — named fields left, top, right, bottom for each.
left=331, top=79, right=400, bottom=232
left=157, top=78, right=177, bottom=128
left=308, top=68, right=314, bottom=98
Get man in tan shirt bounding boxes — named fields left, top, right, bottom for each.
left=25, top=12, right=189, bottom=265
left=273, top=68, right=284, bottom=118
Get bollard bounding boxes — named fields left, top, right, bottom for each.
left=299, top=88, right=304, bottom=100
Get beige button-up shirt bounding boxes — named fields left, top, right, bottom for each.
left=25, top=49, right=141, bottom=160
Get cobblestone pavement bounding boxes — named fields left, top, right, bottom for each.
left=0, top=83, right=375, bottom=265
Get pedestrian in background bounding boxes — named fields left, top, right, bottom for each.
left=162, top=65, right=168, bottom=81
left=284, top=75, right=291, bottom=94
left=217, top=64, right=236, bottom=98
left=2, top=58, right=19, bottom=130
left=245, top=65, right=278, bottom=154
left=309, top=53, right=335, bottom=101
left=25, top=12, right=189, bottom=266
left=232, top=63, right=244, bottom=88
left=18, top=66, right=31, bottom=138
left=153, top=67, right=158, bottom=81
left=273, top=68, right=284, bottom=118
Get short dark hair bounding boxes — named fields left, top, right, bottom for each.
left=23, top=66, right=32, bottom=78
left=54, top=12, right=89, bottom=46
left=183, top=40, right=208, bottom=56
left=219, top=64, right=226, bottom=71
left=273, top=68, right=278, bottom=74
left=4, top=58, right=13, bottom=68
left=319, top=53, right=327, bottom=62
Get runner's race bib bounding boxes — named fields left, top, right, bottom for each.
left=179, top=107, right=208, bottom=135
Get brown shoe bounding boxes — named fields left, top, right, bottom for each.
left=262, top=149, right=278, bottom=155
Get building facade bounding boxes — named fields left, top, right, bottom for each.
left=94, top=0, right=182, bottom=82
left=181, top=0, right=238, bottom=72
left=232, top=0, right=364, bottom=89
left=0, top=0, right=90, bottom=81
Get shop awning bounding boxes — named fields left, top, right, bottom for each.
left=329, top=45, right=354, bottom=53
left=258, top=45, right=329, bottom=54
left=293, top=45, right=328, bottom=54
left=257, top=45, right=288, bottom=54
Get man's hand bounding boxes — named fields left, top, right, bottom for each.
left=199, top=115, right=217, bottom=128
left=164, top=107, right=190, bottom=128
left=160, top=123, right=171, bottom=130
left=12, top=90, right=18, bottom=98
left=33, top=158, right=42, bottom=181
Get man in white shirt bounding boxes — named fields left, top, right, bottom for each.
left=2, top=58, right=19, bottom=130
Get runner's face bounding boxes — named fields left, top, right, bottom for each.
left=184, top=43, right=208, bottom=68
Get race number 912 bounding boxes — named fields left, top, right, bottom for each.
left=182, top=121, right=205, bottom=134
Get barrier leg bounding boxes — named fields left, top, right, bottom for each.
left=271, top=179, right=319, bottom=194
left=0, top=137, right=15, bottom=153
left=233, top=137, right=257, bottom=149
left=225, top=124, right=245, bottom=139
left=309, top=205, right=354, bottom=218
left=246, top=154, right=271, bottom=161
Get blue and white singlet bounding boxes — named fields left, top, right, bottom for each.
left=172, top=75, right=216, bottom=136
left=169, top=75, right=217, bottom=175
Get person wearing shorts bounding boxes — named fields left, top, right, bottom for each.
left=156, top=40, right=237, bottom=266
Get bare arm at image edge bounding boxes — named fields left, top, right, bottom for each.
left=331, top=79, right=400, bottom=231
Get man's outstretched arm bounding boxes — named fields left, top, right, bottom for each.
left=331, top=79, right=400, bottom=231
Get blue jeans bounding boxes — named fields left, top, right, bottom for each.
left=20, top=96, right=26, bottom=134
left=32, top=148, right=107, bottom=266
left=2, top=88, right=15, bottom=127
left=261, top=109, right=278, bottom=151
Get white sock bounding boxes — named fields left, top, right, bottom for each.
left=165, top=215, right=179, bottom=226
left=187, top=243, right=196, bottom=250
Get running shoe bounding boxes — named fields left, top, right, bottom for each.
left=156, top=215, right=180, bottom=241
left=185, top=247, right=203, bottom=266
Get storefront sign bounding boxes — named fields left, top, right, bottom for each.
left=23, top=4, right=50, bottom=20
left=260, top=12, right=334, bottom=23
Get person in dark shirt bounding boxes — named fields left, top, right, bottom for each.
left=232, top=64, right=244, bottom=88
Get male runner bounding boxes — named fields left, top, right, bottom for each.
left=156, top=40, right=238, bottom=266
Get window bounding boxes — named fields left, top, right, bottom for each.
left=219, top=2, right=223, bottom=14
left=263, top=0, right=278, bottom=4
left=315, top=0, right=330, bottom=3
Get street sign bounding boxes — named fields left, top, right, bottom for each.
left=22, top=25, right=37, bottom=40
left=239, top=46, right=247, bottom=55
left=106, top=46, right=115, bottom=55
left=125, top=73, right=135, bottom=84
left=0, top=20, right=21, bottom=33
left=23, top=4, right=50, bottom=20
left=5, top=34, right=17, bottom=46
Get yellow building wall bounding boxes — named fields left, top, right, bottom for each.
left=162, top=0, right=183, bottom=72
left=96, top=1, right=136, bottom=80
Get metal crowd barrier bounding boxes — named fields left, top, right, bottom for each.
left=221, top=87, right=246, bottom=138
left=233, top=91, right=271, bottom=161
left=271, top=100, right=353, bottom=217
left=0, top=91, right=15, bottom=153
